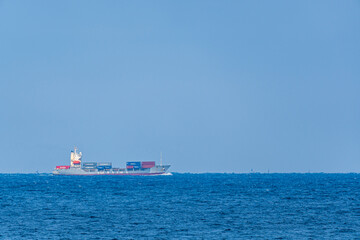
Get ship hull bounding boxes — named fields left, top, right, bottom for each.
left=53, top=172, right=169, bottom=176
left=53, top=165, right=171, bottom=176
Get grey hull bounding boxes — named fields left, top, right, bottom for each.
left=53, top=165, right=171, bottom=176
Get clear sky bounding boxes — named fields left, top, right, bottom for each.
left=0, top=1, right=359, bottom=173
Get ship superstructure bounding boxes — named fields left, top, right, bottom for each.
left=70, top=147, right=82, bottom=167
left=53, top=147, right=171, bottom=176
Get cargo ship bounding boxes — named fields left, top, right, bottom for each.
left=52, top=147, right=171, bottom=176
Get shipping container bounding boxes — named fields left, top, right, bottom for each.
left=126, top=162, right=141, bottom=166
left=82, top=162, right=97, bottom=166
left=56, top=166, right=70, bottom=169
left=141, top=161, right=155, bottom=168
left=82, top=166, right=97, bottom=169
left=97, top=162, right=112, bottom=166
left=142, top=161, right=155, bottom=165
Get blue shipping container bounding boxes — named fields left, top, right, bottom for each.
left=126, top=162, right=141, bottom=166
left=97, top=163, right=111, bottom=166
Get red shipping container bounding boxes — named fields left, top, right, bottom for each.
left=141, top=161, right=155, bottom=168
left=142, top=161, right=155, bottom=165
left=56, top=165, right=70, bottom=169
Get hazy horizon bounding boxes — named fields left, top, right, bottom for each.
left=1, top=1, right=359, bottom=173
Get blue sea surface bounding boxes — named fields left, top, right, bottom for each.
left=0, top=173, right=359, bottom=239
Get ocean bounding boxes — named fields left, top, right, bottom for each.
left=0, top=173, right=359, bottom=239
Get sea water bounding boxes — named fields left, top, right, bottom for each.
left=0, top=173, right=359, bottom=239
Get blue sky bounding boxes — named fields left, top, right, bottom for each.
left=0, top=1, right=359, bottom=173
